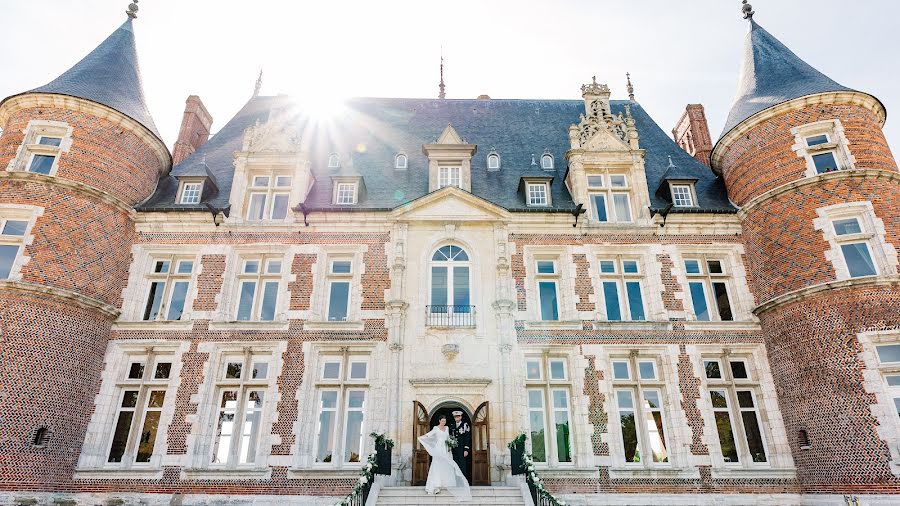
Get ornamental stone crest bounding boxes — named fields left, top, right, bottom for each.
left=570, top=76, right=636, bottom=151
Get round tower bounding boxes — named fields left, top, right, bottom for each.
left=0, top=8, right=169, bottom=491
left=712, top=4, right=900, bottom=494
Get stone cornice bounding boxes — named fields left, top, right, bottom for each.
left=0, top=171, right=136, bottom=215
left=736, top=169, right=900, bottom=219
left=0, top=279, right=120, bottom=318
left=711, top=91, right=886, bottom=173
left=0, top=93, right=171, bottom=172
left=409, top=377, right=492, bottom=386
left=753, top=274, right=900, bottom=316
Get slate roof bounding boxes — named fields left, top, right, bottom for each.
left=140, top=96, right=735, bottom=214
left=2, top=19, right=161, bottom=140
left=720, top=19, right=853, bottom=138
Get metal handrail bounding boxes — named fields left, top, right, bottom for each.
left=425, top=305, right=476, bottom=327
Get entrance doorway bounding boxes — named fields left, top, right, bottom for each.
left=412, top=401, right=490, bottom=486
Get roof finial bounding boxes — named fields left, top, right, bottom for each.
left=439, top=47, right=446, bottom=100
left=667, top=155, right=676, bottom=168
left=126, top=0, right=139, bottom=19
left=742, top=0, right=754, bottom=20
left=626, top=72, right=635, bottom=101
left=253, top=69, right=263, bottom=98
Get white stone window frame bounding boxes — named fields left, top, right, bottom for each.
left=791, top=119, right=856, bottom=178
left=586, top=245, right=667, bottom=323
left=669, top=182, right=696, bottom=208
left=5, top=120, right=74, bottom=176
left=120, top=246, right=201, bottom=325
left=690, top=344, right=795, bottom=477
left=214, top=246, right=292, bottom=327
left=306, top=245, right=367, bottom=327
left=438, top=165, right=461, bottom=189
left=523, top=352, right=576, bottom=468
left=672, top=246, right=754, bottom=324
left=294, top=343, right=375, bottom=470
left=76, top=340, right=189, bottom=479
left=857, top=330, right=900, bottom=476
left=334, top=181, right=358, bottom=205
left=183, top=341, right=285, bottom=479
left=523, top=247, right=578, bottom=326
left=0, top=204, right=42, bottom=281
left=813, top=201, right=898, bottom=281
left=586, top=170, right=633, bottom=224
left=245, top=170, right=293, bottom=221
left=527, top=181, right=551, bottom=207
left=177, top=179, right=204, bottom=205
left=394, top=153, right=408, bottom=170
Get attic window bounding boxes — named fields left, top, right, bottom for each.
left=541, top=152, right=554, bottom=170
left=335, top=182, right=358, bottom=205
left=179, top=182, right=203, bottom=204
left=395, top=154, right=408, bottom=169
left=670, top=183, right=695, bottom=207
left=527, top=183, right=550, bottom=206
left=487, top=153, right=500, bottom=170
left=328, top=153, right=341, bottom=168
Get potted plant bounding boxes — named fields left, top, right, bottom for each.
left=508, top=433, right=527, bottom=475
left=370, top=432, right=394, bottom=476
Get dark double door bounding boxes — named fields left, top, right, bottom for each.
left=412, top=401, right=490, bottom=486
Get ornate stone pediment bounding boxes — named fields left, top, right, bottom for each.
left=569, top=76, right=637, bottom=152
left=240, top=110, right=303, bottom=153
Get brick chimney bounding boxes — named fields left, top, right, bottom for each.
left=172, top=95, right=213, bottom=166
left=672, top=104, right=713, bottom=167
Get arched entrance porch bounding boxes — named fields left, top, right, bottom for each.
left=412, top=400, right=490, bottom=486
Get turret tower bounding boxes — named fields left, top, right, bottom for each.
left=0, top=2, right=168, bottom=491
left=713, top=2, right=900, bottom=494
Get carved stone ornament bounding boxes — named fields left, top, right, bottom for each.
left=389, top=342, right=404, bottom=352
left=441, top=343, right=460, bottom=360
left=573, top=77, right=634, bottom=149
left=241, top=111, right=303, bottom=152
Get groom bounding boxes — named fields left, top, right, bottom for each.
left=450, top=410, right=471, bottom=481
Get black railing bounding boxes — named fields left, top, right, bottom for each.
left=509, top=434, right=567, bottom=506
left=426, top=305, right=476, bottom=327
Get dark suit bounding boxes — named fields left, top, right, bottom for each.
left=451, top=420, right=471, bottom=480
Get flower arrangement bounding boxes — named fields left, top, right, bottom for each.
left=335, top=432, right=394, bottom=506
left=446, top=435, right=459, bottom=450
left=369, top=431, right=395, bottom=450
left=508, top=433, right=568, bottom=506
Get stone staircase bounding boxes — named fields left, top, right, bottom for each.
left=375, top=486, right=525, bottom=505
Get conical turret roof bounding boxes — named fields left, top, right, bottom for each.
left=19, top=18, right=160, bottom=139
left=720, top=19, right=853, bottom=138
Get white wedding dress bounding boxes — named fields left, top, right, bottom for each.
left=417, top=425, right=472, bottom=501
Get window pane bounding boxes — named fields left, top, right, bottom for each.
left=177, top=260, right=194, bottom=274
left=684, top=260, right=701, bottom=274
left=638, top=361, right=655, bottom=380
left=647, top=410, right=668, bottom=463
left=712, top=282, right=733, bottom=321
left=271, top=194, right=289, bottom=220
left=622, top=260, right=638, bottom=274
left=212, top=391, right=238, bottom=464
left=833, top=218, right=862, bottom=236
left=431, top=266, right=448, bottom=308
left=603, top=281, right=621, bottom=321
left=528, top=390, right=544, bottom=409
left=617, top=391, right=638, bottom=463
left=154, top=362, right=171, bottom=380
left=592, top=194, right=607, bottom=222
left=28, top=154, right=56, bottom=174
left=554, top=409, right=571, bottom=461
left=613, top=193, right=631, bottom=222
left=317, top=392, right=337, bottom=463
left=331, top=260, right=352, bottom=274
left=737, top=391, right=755, bottom=409
left=886, top=375, right=900, bottom=387
left=238, top=391, right=265, bottom=464
left=166, top=281, right=189, bottom=320
left=260, top=281, right=279, bottom=320
left=599, top=260, right=615, bottom=273
left=327, top=281, right=350, bottom=321
left=266, top=259, right=282, bottom=274
left=715, top=412, right=739, bottom=463
left=107, top=410, right=135, bottom=463
left=143, top=281, right=165, bottom=320
left=877, top=345, right=900, bottom=363
left=344, top=391, right=366, bottom=463
left=322, top=362, right=340, bottom=379
left=350, top=362, right=367, bottom=379
left=0, top=244, right=17, bottom=279
left=247, top=193, right=267, bottom=220
left=236, top=281, right=256, bottom=320
left=705, top=360, right=722, bottom=379
left=806, top=134, right=828, bottom=146
left=741, top=411, right=767, bottom=462
left=587, top=175, right=603, bottom=188
left=529, top=409, right=546, bottom=463
left=689, top=282, right=710, bottom=321
left=226, top=362, right=242, bottom=379
left=1, top=220, right=27, bottom=236
left=128, top=364, right=144, bottom=380
left=453, top=266, right=470, bottom=306
left=252, top=176, right=270, bottom=187
left=710, top=391, right=728, bottom=409
left=613, top=361, right=629, bottom=380
left=626, top=281, right=645, bottom=321
left=610, top=175, right=626, bottom=187
left=252, top=362, right=268, bottom=379
left=243, top=260, right=260, bottom=274
left=275, top=176, right=292, bottom=187
left=616, top=390, right=634, bottom=409
left=136, top=409, right=162, bottom=463
left=538, top=281, right=559, bottom=321
left=549, top=360, right=565, bottom=380
left=812, top=151, right=838, bottom=173
left=537, top=260, right=556, bottom=274
left=730, top=361, right=749, bottom=380
left=707, top=260, right=723, bottom=274
left=38, top=136, right=62, bottom=146
left=526, top=360, right=541, bottom=380
left=841, top=243, right=877, bottom=277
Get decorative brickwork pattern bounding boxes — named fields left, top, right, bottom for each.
left=678, top=343, right=709, bottom=456
left=582, top=355, right=608, bottom=455
left=166, top=340, right=209, bottom=455
left=573, top=254, right=595, bottom=312
left=193, top=254, right=225, bottom=311
left=289, top=253, right=316, bottom=311
left=270, top=340, right=304, bottom=455
left=657, top=253, right=685, bottom=312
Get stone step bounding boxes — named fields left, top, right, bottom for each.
left=375, top=486, right=525, bottom=505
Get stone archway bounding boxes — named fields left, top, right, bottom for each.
left=412, top=400, right=491, bottom=486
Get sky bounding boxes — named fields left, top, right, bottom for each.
left=2, top=1, right=899, bottom=155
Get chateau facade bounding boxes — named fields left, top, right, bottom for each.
left=1, top=3, right=899, bottom=505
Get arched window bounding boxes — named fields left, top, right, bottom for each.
left=395, top=153, right=408, bottom=169
left=487, top=153, right=500, bottom=170
left=541, top=152, right=554, bottom=170
left=328, top=153, right=340, bottom=168
left=429, top=245, right=472, bottom=325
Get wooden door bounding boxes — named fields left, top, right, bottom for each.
left=412, top=401, right=430, bottom=486
left=472, top=401, right=491, bottom=486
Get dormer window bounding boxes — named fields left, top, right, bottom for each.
left=670, top=183, right=696, bottom=208
left=487, top=153, right=501, bottom=170
left=328, top=153, right=341, bottom=168
left=179, top=182, right=203, bottom=204
left=527, top=182, right=550, bottom=206
left=439, top=167, right=461, bottom=188
left=247, top=173, right=291, bottom=221
left=541, top=152, right=554, bottom=170
left=395, top=154, right=408, bottom=169
left=335, top=182, right=358, bottom=205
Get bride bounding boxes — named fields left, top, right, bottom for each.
left=417, top=415, right=472, bottom=501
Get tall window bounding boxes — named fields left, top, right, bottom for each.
left=429, top=245, right=471, bottom=323
left=535, top=259, right=559, bottom=321
left=179, top=182, right=203, bottom=204
left=703, top=356, right=768, bottom=464
left=315, top=352, right=369, bottom=465
left=335, top=182, right=358, bottom=205
left=247, top=173, right=291, bottom=220
left=527, top=183, right=549, bottom=206
left=587, top=173, right=632, bottom=223
left=107, top=353, right=172, bottom=465
left=327, top=258, right=353, bottom=321
left=525, top=355, right=572, bottom=465
left=236, top=256, right=282, bottom=321
left=832, top=217, right=878, bottom=278
left=211, top=353, right=271, bottom=467
left=0, top=216, right=29, bottom=279
left=142, top=256, right=195, bottom=321
left=610, top=356, right=669, bottom=465
left=598, top=257, right=645, bottom=321
left=438, top=167, right=461, bottom=188
left=684, top=257, right=734, bottom=322
left=875, top=343, right=900, bottom=422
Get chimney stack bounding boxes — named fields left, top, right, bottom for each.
left=172, top=95, right=213, bottom=166
left=672, top=104, right=713, bottom=167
